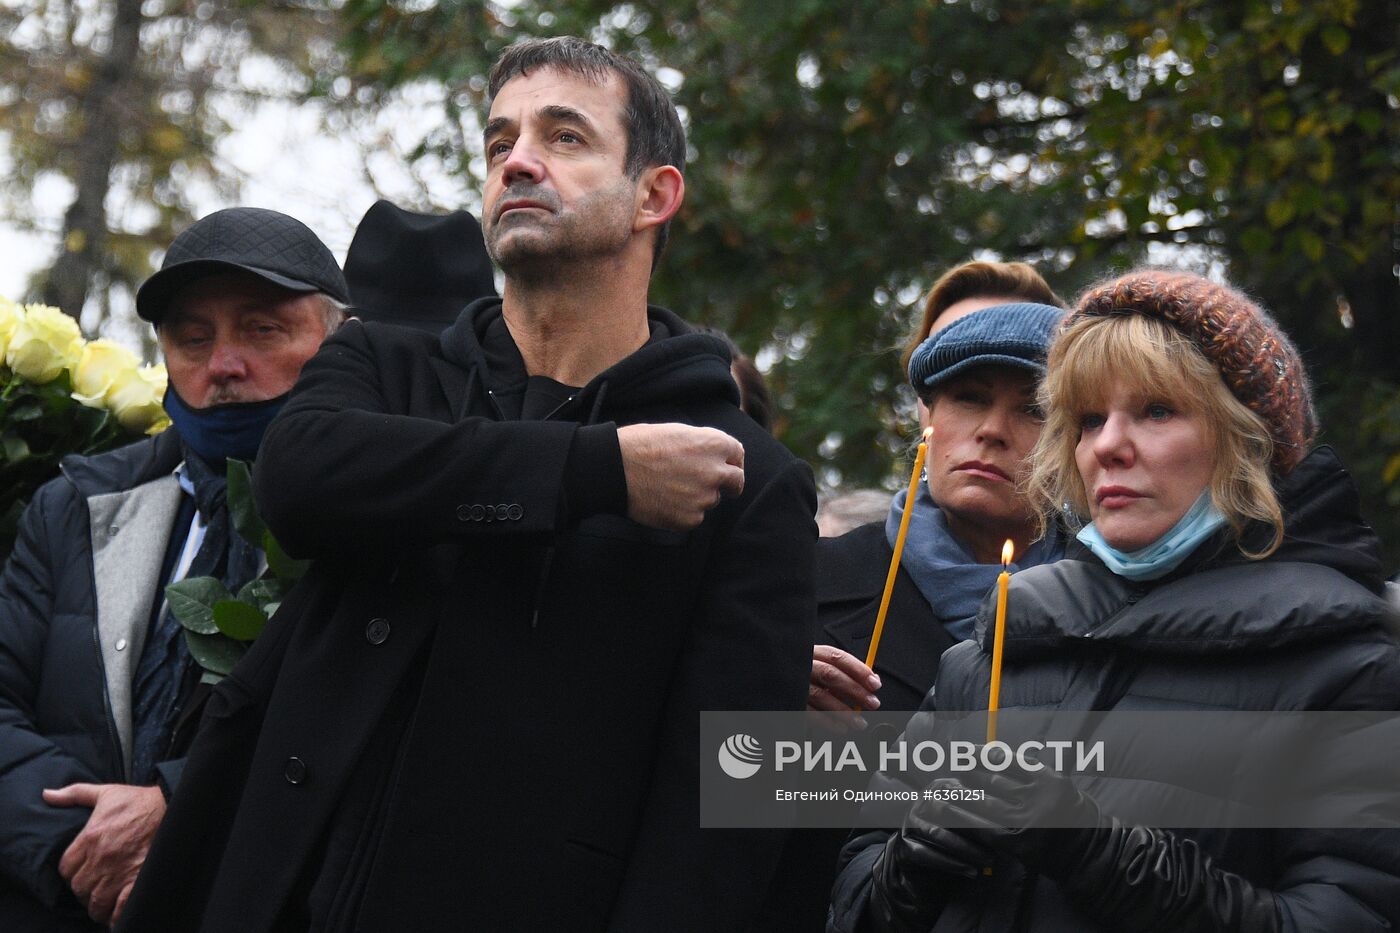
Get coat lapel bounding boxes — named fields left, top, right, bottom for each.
left=822, top=580, right=953, bottom=711
left=88, top=474, right=183, bottom=778
left=818, top=524, right=955, bottom=711
left=429, top=356, right=475, bottom=421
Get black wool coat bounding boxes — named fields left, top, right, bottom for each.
left=816, top=521, right=956, bottom=713
left=120, top=300, right=818, bottom=933
left=830, top=447, right=1400, bottom=933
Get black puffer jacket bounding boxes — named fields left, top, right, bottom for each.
left=830, top=447, right=1400, bottom=932
left=0, top=430, right=184, bottom=932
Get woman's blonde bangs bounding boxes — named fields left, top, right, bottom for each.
left=1046, top=314, right=1203, bottom=422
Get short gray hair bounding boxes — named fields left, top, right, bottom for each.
left=314, top=294, right=348, bottom=337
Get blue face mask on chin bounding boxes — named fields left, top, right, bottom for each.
left=1076, top=490, right=1228, bottom=582
left=162, top=386, right=288, bottom=466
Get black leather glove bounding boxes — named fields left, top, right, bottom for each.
left=1051, top=823, right=1282, bottom=933
left=928, top=759, right=1282, bottom=933
left=865, top=794, right=996, bottom=933
left=922, top=753, right=1100, bottom=865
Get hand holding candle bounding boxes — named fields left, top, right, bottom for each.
left=986, top=539, right=1013, bottom=743
left=858, top=427, right=933, bottom=710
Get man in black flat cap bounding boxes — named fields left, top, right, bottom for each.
left=123, top=36, right=816, bottom=933
left=0, top=207, right=347, bottom=932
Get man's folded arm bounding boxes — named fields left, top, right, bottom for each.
left=254, top=322, right=613, bottom=558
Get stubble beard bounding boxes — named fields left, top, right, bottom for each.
left=488, top=179, right=636, bottom=286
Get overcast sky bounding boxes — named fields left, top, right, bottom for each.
left=0, top=81, right=479, bottom=327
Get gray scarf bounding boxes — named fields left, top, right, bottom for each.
left=884, top=484, right=1065, bottom=641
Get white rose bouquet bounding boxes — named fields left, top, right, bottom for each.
left=0, top=297, right=171, bottom=559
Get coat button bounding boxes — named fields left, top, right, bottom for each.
left=285, top=757, right=307, bottom=785
left=366, top=618, right=390, bottom=645
left=470, top=504, right=486, bottom=521
left=115, top=638, right=127, bottom=651
left=507, top=504, right=523, bottom=521
left=456, top=504, right=471, bottom=521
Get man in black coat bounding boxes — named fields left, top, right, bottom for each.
left=121, top=36, right=817, bottom=933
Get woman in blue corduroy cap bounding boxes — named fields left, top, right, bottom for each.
left=759, top=262, right=1067, bottom=933
left=809, top=279, right=1068, bottom=718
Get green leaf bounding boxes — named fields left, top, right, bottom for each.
left=263, top=529, right=310, bottom=580
left=1265, top=106, right=1293, bottom=132
left=165, top=577, right=233, bottom=634
left=225, top=459, right=267, bottom=546
left=184, top=630, right=246, bottom=677
left=1240, top=226, right=1273, bottom=255
left=213, top=599, right=268, bottom=641
left=1265, top=199, right=1295, bottom=228
left=237, top=577, right=291, bottom=610
left=75, top=406, right=114, bottom=448
left=1320, top=25, right=1349, bottom=56
left=1354, top=109, right=1383, bottom=134
left=1383, top=452, right=1400, bottom=486
left=1, top=435, right=29, bottom=464
left=1297, top=229, right=1325, bottom=261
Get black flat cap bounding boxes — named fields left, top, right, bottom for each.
left=136, top=207, right=349, bottom=323
left=344, top=200, right=497, bottom=335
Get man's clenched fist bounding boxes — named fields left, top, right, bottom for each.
left=617, top=423, right=745, bottom=530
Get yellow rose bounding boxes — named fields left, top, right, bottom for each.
left=109, top=363, right=170, bottom=435
left=71, top=338, right=141, bottom=408
left=7, top=304, right=82, bottom=384
left=0, top=297, right=19, bottom=361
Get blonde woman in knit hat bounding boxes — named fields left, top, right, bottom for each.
left=830, top=269, right=1400, bottom=933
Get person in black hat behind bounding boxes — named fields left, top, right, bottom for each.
left=0, top=207, right=347, bottom=931
left=343, top=199, right=497, bottom=335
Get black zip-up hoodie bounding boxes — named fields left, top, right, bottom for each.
left=438, top=297, right=742, bottom=523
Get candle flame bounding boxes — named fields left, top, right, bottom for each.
left=1002, top=539, right=1014, bottom=566
left=922, top=427, right=933, bottom=442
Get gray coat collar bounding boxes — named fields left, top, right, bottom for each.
left=87, top=474, right=185, bottom=778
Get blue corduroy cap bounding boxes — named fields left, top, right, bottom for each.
left=907, top=302, right=1064, bottom=392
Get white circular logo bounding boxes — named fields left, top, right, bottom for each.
left=718, top=733, right=763, bottom=779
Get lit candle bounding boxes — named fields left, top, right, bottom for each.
left=986, top=539, right=1014, bottom=743
left=859, top=428, right=933, bottom=709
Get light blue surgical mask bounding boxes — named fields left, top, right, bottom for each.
left=1076, top=491, right=1226, bottom=581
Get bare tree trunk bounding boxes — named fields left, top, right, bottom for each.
left=41, top=0, right=143, bottom=323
